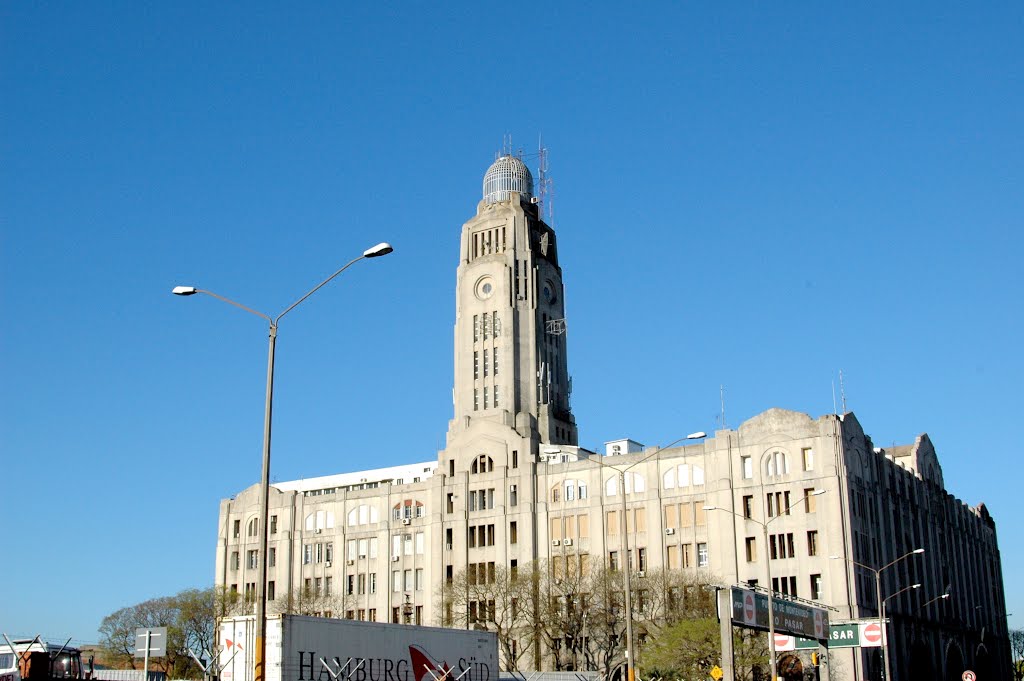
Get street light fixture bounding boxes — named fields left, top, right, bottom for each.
left=172, top=241, right=393, bottom=681
left=704, top=488, right=826, bottom=681
left=586, top=432, right=707, bottom=681
left=829, top=547, right=924, bottom=681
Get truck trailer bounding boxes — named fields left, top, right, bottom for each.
left=218, top=616, right=498, bottom=681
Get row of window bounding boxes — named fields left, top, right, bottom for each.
left=743, top=530, right=820, bottom=563
left=473, top=386, right=501, bottom=410
left=666, top=542, right=709, bottom=569
left=763, top=573, right=823, bottom=601
left=473, top=349, right=499, bottom=379
left=472, top=312, right=502, bottom=342
left=740, top=448, right=815, bottom=479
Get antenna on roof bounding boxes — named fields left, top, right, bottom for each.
left=839, top=370, right=848, bottom=414
left=537, top=135, right=554, bottom=224
left=720, top=384, right=726, bottom=429
left=832, top=379, right=838, bottom=415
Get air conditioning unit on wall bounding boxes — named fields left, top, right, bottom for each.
left=551, top=539, right=561, bottom=546
left=402, top=518, right=411, bottom=525
left=563, top=539, right=573, bottom=546
left=665, top=528, right=676, bottom=535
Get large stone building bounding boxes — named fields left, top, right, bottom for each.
left=215, top=155, right=1010, bottom=681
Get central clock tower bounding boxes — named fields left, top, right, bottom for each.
left=444, top=154, right=577, bottom=456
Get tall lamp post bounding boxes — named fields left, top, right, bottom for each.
left=704, top=488, right=827, bottom=681
left=586, top=432, right=707, bottom=681
left=830, top=547, right=924, bottom=681
left=172, top=241, right=393, bottom=681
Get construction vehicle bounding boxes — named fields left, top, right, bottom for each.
left=0, top=636, right=92, bottom=681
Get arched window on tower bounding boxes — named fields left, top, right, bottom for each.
left=766, top=451, right=789, bottom=478
left=471, top=455, right=494, bottom=474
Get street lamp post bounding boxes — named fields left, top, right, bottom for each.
left=829, top=547, right=924, bottom=681
left=704, top=488, right=827, bottom=681
left=586, top=432, right=706, bottom=681
left=881, top=583, right=920, bottom=680
left=173, top=241, right=393, bottom=681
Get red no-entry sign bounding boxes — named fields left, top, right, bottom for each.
left=862, top=622, right=883, bottom=646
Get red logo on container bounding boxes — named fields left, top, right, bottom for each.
left=863, top=622, right=883, bottom=644
left=744, top=594, right=755, bottom=622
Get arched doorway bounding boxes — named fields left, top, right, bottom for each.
left=906, top=640, right=934, bottom=681
left=975, top=643, right=992, bottom=680
left=944, top=641, right=965, bottom=681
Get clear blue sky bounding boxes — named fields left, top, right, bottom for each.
left=3, top=3, right=1021, bottom=642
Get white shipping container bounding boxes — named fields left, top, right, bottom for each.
left=218, top=616, right=497, bottom=681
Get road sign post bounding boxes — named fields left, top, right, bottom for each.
left=135, top=627, right=167, bottom=681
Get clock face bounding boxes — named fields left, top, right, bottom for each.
left=542, top=280, right=557, bottom=304
left=475, top=277, right=495, bottom=300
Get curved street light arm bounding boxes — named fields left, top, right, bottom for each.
left=192, top=289, right=273, bottom=324
left=879, top=547, right=924, bottom=574
left=275, top=254, right=366, bottom=324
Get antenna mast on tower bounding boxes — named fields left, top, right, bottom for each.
left=537, top=136, right=554, bottom=224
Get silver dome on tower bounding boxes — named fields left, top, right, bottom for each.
left=483, top=155, right=534, bottom=204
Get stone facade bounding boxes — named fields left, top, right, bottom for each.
left=214, top=156, right=1009, bottom=681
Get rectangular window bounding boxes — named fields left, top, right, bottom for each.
left=512, top=450, right=518, bottom=469
left=231, top=551, right=239, bottom=570
left=233, top=519, right=241, bottom=538
left=606, top=510, right=618, bottom=536
left=247, top=550, right=258, bottom=569
left=694, top=503, right=706, bottom=526
left=483, top=350, right=489, bottom=377
left=509, top=484, right=517, bottom=506
left=404, top=569, right=413, bottom=591
left=326, top=576, right=333, bottom=596
left=369, top=573, right=377, bottom=594
left=473, top=315, right=479, bottom=342
left=802, top=447, right=814, bottom=471
left=741, top=456, right=752, bottom=479
left=682, top=543, right=692, bottom=568
left=346, top=575, right=355, bottom=596
left=270, top=515, right=278, bottom=534
left=474, top=351, right=479, bottom=379
left=326, top=542, right=335, bottom=562
left=638, top=547, right=647, bottom=572
left=745, top=537, right=757, bottom=562
left=404, top=534, right=413, bottom=555
left=805, top=488, right=818, bottom=513
left=303, top=545, right=312, bottom=565
left=742, top=495, right=753, bottom=519
left=550, top=517, right=563, bottom=540
left=665, top=504, right=678, bottom=529
left=493, top=351, right=499, bottom=376
left=807, top=530, right=818, bottom=556
left=473, top=389, right=479, bottom=411
left=447, top=493, right=455, bottom=514
left=667, top=545, right=680, bottom=570
left=697, top=542, right=708, bottom=567
left=578, top=514, right=590, bottom=538
left=269, top=547, right=276, bottom=567
left=357, top=574, right=366, bottom=594
left=416, top=532, right=425, bottom=554
left=416, top=568, right=424, bottom=591
left=510, top=521, right=518, bottom=544
left=608, top=551, right=619, bottom=571
left=493, top=386, right=499, bottom=408
left=268, top=580, right=275, bottom=601
left=810, top=574, right=822, bottom=600
left=392, top=570, right=401, bottom=592
left=680, top=503, right=693, bottom=528
left=483, top=386, right=488, bottom=409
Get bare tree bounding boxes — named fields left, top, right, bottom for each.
left=537, top=556, right=593, bottom=671
left=439, top=562, right=537, bottom=671
left=1010, top=629, right=1024, bottom=681
left=271, top=585, right=352, bottom=618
